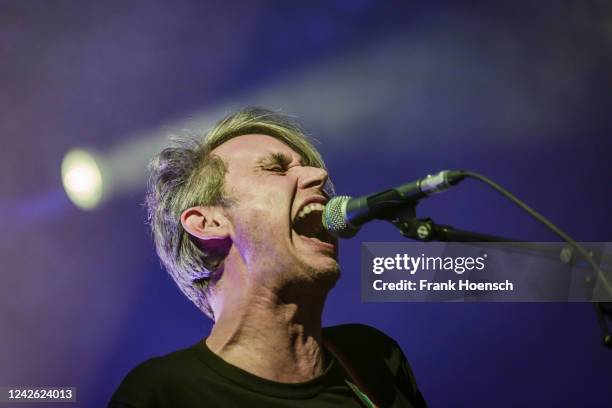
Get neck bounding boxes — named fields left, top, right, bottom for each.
left=206, top=278, right=330, bottom=383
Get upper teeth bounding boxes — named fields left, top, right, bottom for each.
left=297, top=203, right=325, bottom=219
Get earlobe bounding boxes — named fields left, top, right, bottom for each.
left=180, top=206, right=231, bottom=241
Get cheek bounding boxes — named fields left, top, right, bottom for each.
left=237, top=186, right=291, bottom=223
left=226, top=176, right=294, bottom=241
left=230, top=202, right=289, bottom=255
left=231, top=210, right=295, bottom=274
left=230, top=176, right=290, bottom=209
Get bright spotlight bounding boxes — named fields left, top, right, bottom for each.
left=61, top=149, right=105, bottom=210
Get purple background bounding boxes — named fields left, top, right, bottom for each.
left=1, top=1, right=611, bottom=407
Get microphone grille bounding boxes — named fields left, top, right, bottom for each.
left=322, top=196, right=359, bottom=238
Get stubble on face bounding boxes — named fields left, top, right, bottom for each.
left=213, top=135, right=340, bottom=294
left=226, top=196, right=340, bottom=293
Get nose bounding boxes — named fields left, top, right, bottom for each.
left=297, top=166, right=329, bottom=191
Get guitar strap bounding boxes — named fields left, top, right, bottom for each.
left=323, top=338, right=380, bottom=408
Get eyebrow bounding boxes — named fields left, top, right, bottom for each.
left=255, top=152, right=304, bottom=167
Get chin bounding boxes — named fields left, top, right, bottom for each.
left=304, top=258, right=341, bottom=288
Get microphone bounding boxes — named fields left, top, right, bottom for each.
left=322, top=170, right=465, bottom=238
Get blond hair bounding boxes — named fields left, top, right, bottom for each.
left=145, top=107, right=330, bottom=319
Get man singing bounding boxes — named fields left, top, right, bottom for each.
left=109, top=107, right=427, bottom=407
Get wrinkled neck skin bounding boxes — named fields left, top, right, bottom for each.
left=205, top=248, right=332, bottom=384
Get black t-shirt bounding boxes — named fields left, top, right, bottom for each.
left=108, top=324, right=427, bottom=407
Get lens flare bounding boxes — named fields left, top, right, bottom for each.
left=61, top=149, right=104, bottom=210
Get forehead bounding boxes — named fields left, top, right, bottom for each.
left=212, top=134, right=301, bottom=165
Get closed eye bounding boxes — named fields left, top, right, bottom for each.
left=265, top=165, right=286, bottom=173
left=256, top=152, right=295, bottom=174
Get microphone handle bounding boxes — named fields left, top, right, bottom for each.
left=346, top=188, right=412, bottom=227
left=346, top=170, right=464, bottom=227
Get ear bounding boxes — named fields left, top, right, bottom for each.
left=180, top=206, right=231, bottom=243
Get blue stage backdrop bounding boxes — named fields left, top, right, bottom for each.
left=1, top=1, right=611, bottom=407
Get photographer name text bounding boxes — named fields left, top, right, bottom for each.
left=372, top=279, right=514, bottom=292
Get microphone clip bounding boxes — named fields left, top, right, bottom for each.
left=390, top=211, right=518, bottom=243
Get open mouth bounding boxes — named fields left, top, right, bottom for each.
left=292, top=202, right=335, bottom=247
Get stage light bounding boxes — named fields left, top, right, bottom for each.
left=61, top=149, right=105, bottom=210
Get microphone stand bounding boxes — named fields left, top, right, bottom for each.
left=391, top=212, right=519, bottom=242
left=387, top=204, right=519, bottom=242
left=386, top=203, right=612, bottom=348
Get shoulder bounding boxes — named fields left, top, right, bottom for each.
left=322, top=323, right=406, bottom=377
left=120, top=345, right=200, bottom=383
left=323, top=323, right=400, bottom=351
left=323, top=324, right=426, bottom=407
left=323, top=323, right=396, bottom=340
left=109, top=344, right=202, bottom=407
